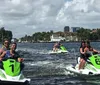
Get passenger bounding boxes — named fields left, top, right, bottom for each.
left=0, top=39, right=10, bottom=53
left=84, top=41, right=99, bottom=56
left=0, top=42, right=24, bottom=70
left=0, top=39, right=10, bottom=61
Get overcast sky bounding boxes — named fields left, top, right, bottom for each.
left=0, top=0, right=100, bottom=38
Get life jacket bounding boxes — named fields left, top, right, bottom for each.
left=3, top=50, right=19, bottom=61
left=4, top=50, right=11, bottom=58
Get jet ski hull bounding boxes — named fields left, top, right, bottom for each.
left=66, top=65, right=92, bottom=75
left=0, top=59, right=31, bottom=85
left=0, top=80, right=30, bottom=85
left=66, top=63, right=100, bottom=76
left=65, top=53, right=100, bottom=76
left=49, top=50, right=68, bottom=54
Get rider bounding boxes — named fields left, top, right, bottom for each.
left=53, top=42, right=61, bottom=51
left=5, top=42, right=23, bottom=62
left=78, top=40, right=86, bottom=70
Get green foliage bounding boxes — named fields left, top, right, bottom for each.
left=21, top=31, right=52, bottom=42
left=77, top=28, right=100, bottom=41
left=0, top=27, right=12, bottom=42
left=77, top=28, right=91, bottom=40
left=89, top=33, right=98, bottom=40
left=32, top=32, right=51, bottom=42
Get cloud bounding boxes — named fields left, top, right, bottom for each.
left=0, top=0, right=100, bottom=38
left=56, top=0, right=100, bottom=29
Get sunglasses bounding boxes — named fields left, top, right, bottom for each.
left=4, top=42, right=9, bottom=44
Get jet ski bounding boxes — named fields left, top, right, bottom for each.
left=0, top=58, right=31, bottom=85
left=65, top=52, right=100, bottom=75
left=49, top=45, right=69, bottom=54
left=49, top=49, right=68, bottom=54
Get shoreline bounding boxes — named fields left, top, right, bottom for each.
left=18, top=40, right=100, bottom=43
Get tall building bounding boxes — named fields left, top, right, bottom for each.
left=64, top=26, right=70, bottom=32
left=71, top=27, right=80, bottom=32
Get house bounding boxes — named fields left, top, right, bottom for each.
left=65, top=35, right=78, bottom=41
left=50, top=34, right=65, bottom=42
left=64, top=32, right=78, bottom=41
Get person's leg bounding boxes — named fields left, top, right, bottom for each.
left=79, top=58, right=83, bottom=70
left=20, top=63, right=24, bottom=71
left=0, top=61, right=3, bottom=69
left=81, top=59, right=86, bottom=69
left=79, top=58, right=86, bottom=70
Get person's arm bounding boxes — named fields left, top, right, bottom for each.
left=0, top=51, right=6, bottom=61
left=93, top=48, right=100, bottom=53
left=18, top=58, right=24, bottom=62
left=0, top=51, right=6, bottom=58
left=16, top=52, right=24, bottom=62
left=0, top=48, right=4, bottom=54
left=84, top=47, right=90, bottom=53
left=80, top=48, right=85, bottom=54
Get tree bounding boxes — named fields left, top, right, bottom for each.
left=77, top=28, right=91, bottom=40
left=89, top=33, right=98, bottom=41
left=0, top=27, right=13, bottom=42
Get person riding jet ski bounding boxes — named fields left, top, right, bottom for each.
left=0, top=42, right=24, bottom=70
left=53, top=42, right=67, bottom=51
left=78, top=40, right=100, bottom=70
left=53, top=42, right=61, bottom=52
left=0, top=42, right=30, bottom=85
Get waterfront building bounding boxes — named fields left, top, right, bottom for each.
left=50, top=34, right=65, bottom=42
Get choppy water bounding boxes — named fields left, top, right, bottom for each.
left=16, top=42, right=100, bottom=85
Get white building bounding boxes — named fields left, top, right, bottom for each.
left=65, top=35, right=78, bottom=41
left=50, top=34, right=65, bottom=42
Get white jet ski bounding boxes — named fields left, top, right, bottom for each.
left=0, top=58, right=31, bottom=85
left=49, top=45, right=69, bottom=54
left=49, top=49, right=69, bottom=54
left=66, top=52, right=100, bottom=75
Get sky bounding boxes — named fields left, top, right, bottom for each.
left=0, top=0, right=100, bottom=38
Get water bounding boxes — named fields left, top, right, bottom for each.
left=16, top=42, right=100, bottom=85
